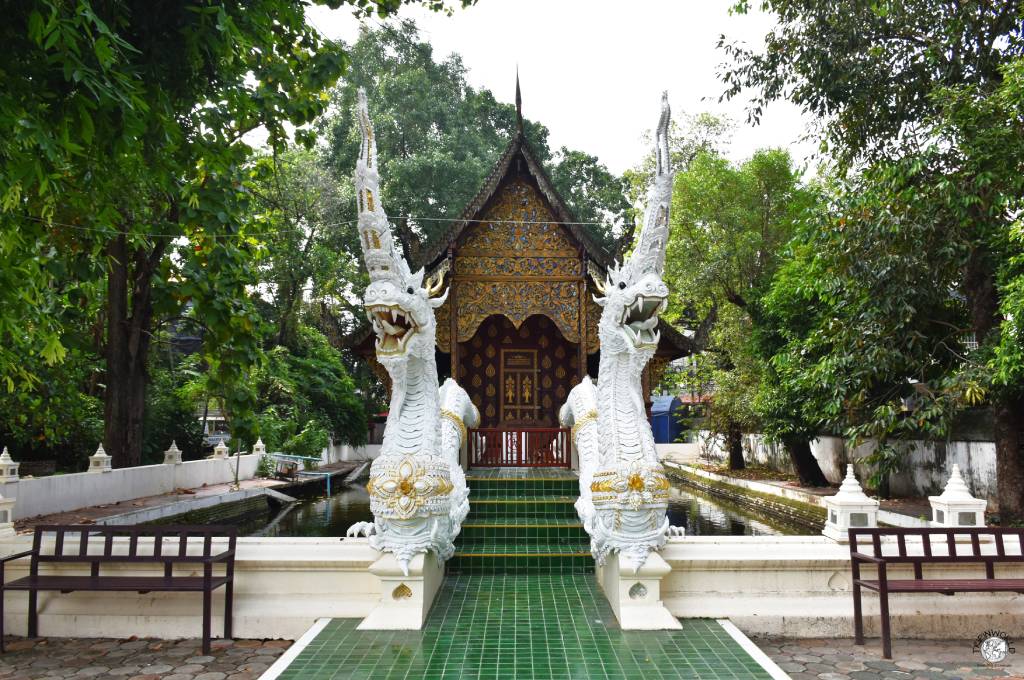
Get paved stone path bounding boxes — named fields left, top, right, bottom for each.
left=0, top=637, right=289, bottom=679
left=4, top=634, right=1023, bottom=678
left=760, top=637, right=1024, bottom=680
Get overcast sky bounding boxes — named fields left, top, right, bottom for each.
left=306, top=0, right=818, bottom=176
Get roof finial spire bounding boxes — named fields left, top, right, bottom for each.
left=515, top=67, right=523, bottom=134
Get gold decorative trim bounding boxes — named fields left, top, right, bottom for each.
left=570, top=410, right=598, bottom=441
left=440, top=408, right=467, bottom=446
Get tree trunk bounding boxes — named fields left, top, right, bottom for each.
left=963, top=245, right=1019, bottom=521
left=782, top=435, right=830, bottom=487
left=994, top=394, right=1024, bottom=523
left=103, top=234, right=166, bottom=469
left=725, top=423, right=745, bottom=470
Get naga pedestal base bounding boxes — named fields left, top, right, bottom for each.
left=596, top=551, right=681, bottom=630
left=358, top=552, right=444, bottom=630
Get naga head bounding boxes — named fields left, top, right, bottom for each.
left=594, top=92, right=673, bottom=357
left=354, top=89, right=447, bottom=366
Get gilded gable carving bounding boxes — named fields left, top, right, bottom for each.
left=434, top=299, right=450, bottom=352
left=455, top=280, right=581, bottom=344
left=456, top=179, right=578, bottom=257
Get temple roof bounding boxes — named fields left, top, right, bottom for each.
left=417, top=127, right=613, bottom=273
left=337, top=83, right=693, bottom=359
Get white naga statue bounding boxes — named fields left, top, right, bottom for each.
left=561, top=93, right=681, bottom=569
left=346, top=89, right=478, bottom=575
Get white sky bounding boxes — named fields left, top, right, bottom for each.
left=306, top=0, right=818, bottom=176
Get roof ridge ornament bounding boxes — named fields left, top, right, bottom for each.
left=515, top=68, right=523, bottom=135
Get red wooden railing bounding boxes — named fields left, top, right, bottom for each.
left=468, top=427, right=571, bottom=468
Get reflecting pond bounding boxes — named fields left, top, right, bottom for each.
left=230, top=477, right=807, bottom=537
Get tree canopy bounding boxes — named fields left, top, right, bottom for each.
left=721, top=0, right=1024, bottom=515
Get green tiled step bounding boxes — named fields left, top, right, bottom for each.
left=448, top=542, right=592, bottom=574
left=466, top=496, right=578, bottom=520
left=467, top=477, right=579, bottom=498
left=460, top=517, right=587, bottom=542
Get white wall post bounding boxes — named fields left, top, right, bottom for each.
left=88, top=443, right=112, bottom=473
left=0, top=489, right=14, bottom=537
left=163, top=441, right=183, bottom=465
left=822, top=464, right=879, bottom=543
left=929, top=464, right=987, bottom=528
left=212, top=441, right=229, bottom=460
left=0, top=447, right=20, bottom=484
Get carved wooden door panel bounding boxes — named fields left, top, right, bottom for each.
left=500, top=349, right=538, bottom=424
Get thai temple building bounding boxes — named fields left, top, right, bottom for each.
left=347, top=89, right=691, bottom=467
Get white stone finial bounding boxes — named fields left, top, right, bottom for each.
left=253, top=438, right=267, bottom=456
left=163, top=440, right=183, bottom=465
left=88, top=443, right=112, bottom=473
left=929, top=463, right=986, bottom=527
left=212, top=441, right=229, bottom=460
left=836, top=464, right=872, bottom=501
left=0, top=446, right=19, bottom=483
left=936, top=464, right=971, bottom=499
left=822, top=464, right=879, bottom=543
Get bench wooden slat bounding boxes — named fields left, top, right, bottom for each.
left=3, top=575, right=231, bottom=592
left=855, top=578, right=1024, bottom=593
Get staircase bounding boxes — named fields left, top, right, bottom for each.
left=448, top=469, right=592, bottom=574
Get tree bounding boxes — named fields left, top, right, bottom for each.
left=1, top=1, right=468, bottom=468
left=250, top=149, right=363, bottom=348
left=666, top=148, right=828, bottom=484
left=722, top=1, right=1024, bottom=515
left=719, top=0, right=1024, bottom=167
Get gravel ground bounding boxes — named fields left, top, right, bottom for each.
left=760, top=637, right=1024, bottom=680
left=0, top=637, right=290, bottom=680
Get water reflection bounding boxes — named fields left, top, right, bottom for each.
left=665, top=484, right=801, bottom=536
left=232, top=479, right=804, bottom=537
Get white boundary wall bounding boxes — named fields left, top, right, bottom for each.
left=321, top=444, right=382, bottom=466
left=0, top=534, right=1019, bottom=641
left=661, top=536, right=1023, bottom=639
left=695, top=431, right=997, bottom=502
left=5, top=455, right=261, bottom=521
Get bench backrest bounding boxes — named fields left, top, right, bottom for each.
left=29, top=525, right=237, bottom=574
left=850, top=527, right=1024, bottom=577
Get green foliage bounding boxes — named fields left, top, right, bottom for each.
left=663, top=148, right=810, bottom=441
left=722, top=0, right=1024, bottom=509
left=249, top=149, right=364, bottom=347
left=721, top=0, right=1024, bottom=167
left=141, top=358, right=207, bottom=465
left=251, top=325, right=367, bottom=451
left=285, top=420, right=330, bottom=460
left=321, top=21, right=628, bottom=257
left=1, top=1, right=467, bottom=468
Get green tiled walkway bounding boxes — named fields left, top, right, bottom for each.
left=278, top=575, right=775, bottom=680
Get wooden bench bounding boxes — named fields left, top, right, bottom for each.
left=849, top=527, right=1024, bottom=659
left=0, top=525, right=236, bottom=654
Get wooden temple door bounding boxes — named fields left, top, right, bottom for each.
left=461, top=315, right=575, bottom=466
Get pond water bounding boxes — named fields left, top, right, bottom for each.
left=232, top=477, right=807, bottom=537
